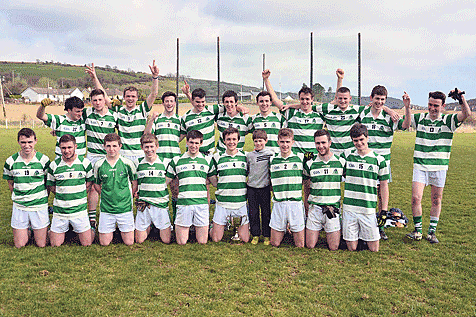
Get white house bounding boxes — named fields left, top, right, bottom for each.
left=21, top=87, right=84, bottom=103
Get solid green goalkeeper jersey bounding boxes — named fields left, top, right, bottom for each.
left=135, top=156, right=169, bottom=209
left=213, top=151, right=247, bottom=209
left=166, top=152, right=216, bottom=206
left=270, top=152, right=304, bottom=202
left=47, top=156, right=93, bottom=217
left=94, top=156, right=137, bottom=214
left=3, top=152, right=50, bottom=211
left=114, top=102, right=150, bottom=158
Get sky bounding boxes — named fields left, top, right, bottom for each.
left=1, top=0, right=475, bottom=106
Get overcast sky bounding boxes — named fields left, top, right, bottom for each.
left=1, top=0, right=475, bottom=106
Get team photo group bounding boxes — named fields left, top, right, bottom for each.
left=3, top=61, right=472, bottom=252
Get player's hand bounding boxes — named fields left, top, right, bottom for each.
left=388, top=109, right=401, bottom=123
left=41, top=98, right=53, bottom=107
left=281, top=103, right=292, bottom=111
left=237, top=105, right=250, bottom=114
left=402, top=91, right=411, bottom=108
left=111, top=98, right=122, bottom=107
left=50, top=130, right=57, bottom=137
left=181, top=80, right=190, bottom=94
left=85, top=63, right=97, bottom=79
left=377, top=210, right=388, bottom=227
left=149, top=60, right=159, bottom=78
left=336, top=68, right=344, bottom=79
left=262, top=69, right=271, bottom=80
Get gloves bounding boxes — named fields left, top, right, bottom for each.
left=322, top=205, right=338, bottom=219
left=377, top=210, right=388, bottom=227
left=111, top=98, right=122, bottom=107
left=136, top=199, right=150, bottom=212
left=41, top=98, right=53, bottom=107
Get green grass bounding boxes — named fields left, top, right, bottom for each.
left=0, top=129, right=475, bottom=316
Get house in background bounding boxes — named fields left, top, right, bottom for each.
left=21, top=87, right=83, bottom=103
left=82, top=88, right=123, bottom=100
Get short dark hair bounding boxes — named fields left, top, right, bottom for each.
left=104, top=133, right=122, bottom=145
left=337, top=87, right=351, bottom=94
left=256, top=91, right=271, bottom=103
left=90, top=89, right=105, bottom=99
left=371, top=85, right=388, bottom=97
left=299, top=86, right=314, bottom=98
left=64, top=96, right=84, bottom=111
left=161, top=91, right=177, bottom=103
left=192, top=88, right=206, bottom=100
left=278, top=128, right=294, bottom=140
left=59, top=134, right=76, bottom=145
left=252, top=129, right=267, bottom=141
left=314, top=129, right=331, bottom=141
left=140, top=133, right=158, bottom=146
left=350, top=123, right=368, bottom=139
left=186, top=130, right=203, bottom=142
left=123, top=86, right=139, bottom=97
left=17, top=128, right=36, bottom=141
left=222, top=90, right=238, bottom=103
left=429, top=91, right=446, bottom=105
left=222, top=127, right=239, bottom=140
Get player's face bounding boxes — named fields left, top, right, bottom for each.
left=299, top=93, right=313, bottom=112
left=141, top=142, right=158, bottom=159
left=257, top=95, right=271, bottom=114
left=278, top=136, right=294, bottom=157
left=105, top=141, right=122, bottom=158
left=192, top=97, right=206, bottom=113
left=60, top=141, right=77, bottom=161
left=186, top=137, right=202, bottom=155
left=253, top=138, right=267, bottom=151
left=124, top=90, right=139, bottom=109
left=163, top=96, right=176, bottom=113
left=370, top=95, right=387, bottom=111
left=18, top=135, right=37, bottom=155
left=224, top=132, right=239, bottom=152
left=428, top=97, right=444, bottom=119
left=336, top=92, right=351, bottom=110
left=68, top=107, right=83, bottom=121
left=91, top=94, right=106, bottom=112
left=223, top=97, right=238, bottom=116
left=314, top=135, right=331, bottom=156
left=352, top=134, right=369, bottom=152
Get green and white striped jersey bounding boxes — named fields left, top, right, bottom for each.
left=94, top=156, right=137, bottom=214
left=410, top=113, right=461, bottom=171
left=47, top=156, right=93, bottom=217
left=282, top=108, right=324, bottom=154
left=314, top=103, right=365, bottom=155
left=3, top=152, right=50, bottom=211
left=359, top=107, right=403, bottom=164
left=180, top=104, right=222, bottom=153
left=250, top=112, right=285, bottom=153
left=215, top=113, right=252, bottom=153
left=150, top=113, right=182, bottom=162
left=83, top=107, right=117, bottom=156
left=135, top=156, right=169, bottom=209
left=46, top=114, right=86, bottom=157
left=213, top=151, right=247, bottom=209
left=303, top=153, right=344, bottom=209
left=114, top=102, right=150, bottom=158
left=166, top=152, right=216, bottom=206
left=342, top=149, right=389, bottom=215
left=270, top=152, right=304, bottom=202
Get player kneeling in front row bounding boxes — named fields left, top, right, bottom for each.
left=47, top=134, right=95, bottom=246
left=209, top=127, right=250, bottom=243
left=3, top=128, right=50, bottom=248
left=304, top=130, right=344, bottom=250
left=269, top=128, right=305, bottom=248
left=94, top=133, right=137, bottom=246
left=342, top=124, right=390, bottom=252
left=134, top=133, right=172, bottom=244
left=166, top=130, right=216, bottom=245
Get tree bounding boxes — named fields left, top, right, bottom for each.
left=312, top=82, right=325, bottom=102
left=38, top=77, right=57, bottom=88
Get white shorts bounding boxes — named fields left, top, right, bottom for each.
left=135, top=205, right=171, bottom=231
left=11, top=204, right=49, bottom=230
left=86, top=153, right=105, bottom=166
left=269, top=201, right=305, bottom=233
left=50, top=214, right=91, bottom=234
left=98, top=211, right=135, bottom=233
left=342, top=210, right=379, bottom=242
left=306, top=205, right=341, bottom=233
left=175, top=204, right=209, bottom=228
left=412, top=168, right=447, bottom=188
left=213, top=205, right=249, bottom=226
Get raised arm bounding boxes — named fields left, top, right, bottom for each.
left=85, top=63, right=111, bottom=105
left=401, top=91, right=411, bottom=130
left=331, top=68, right=345, bottom=104
left=262, top=69, right=285, bottom=110
left=453, top=89, right=472, bottom=122
left=146, top=60, right=160, bottom=108
left=144, top=111, right=159, bottom=134
left=36, top=98, right=52, bottom=122
left=181, top=80, right=192, bottom=102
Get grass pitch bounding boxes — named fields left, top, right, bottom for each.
left=0, top=129, right=475, bottom=316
